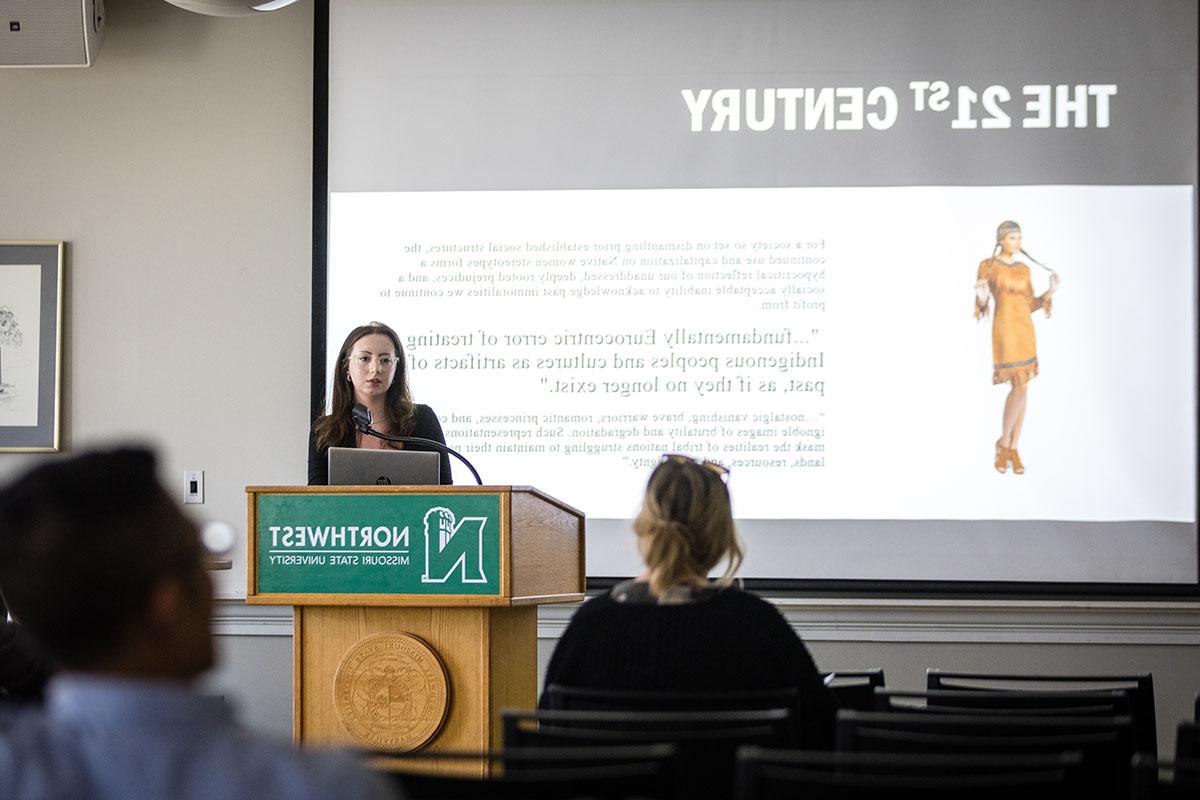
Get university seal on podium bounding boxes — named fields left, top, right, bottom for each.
left=333, top=632, right=450, bottom=750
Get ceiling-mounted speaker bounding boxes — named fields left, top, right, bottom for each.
left=0, top=0, right=105, bottom=67
left=161, top=0, right=302, bottom=17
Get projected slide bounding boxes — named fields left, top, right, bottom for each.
left=322, top=0, right=1198, bottom=584
left=329, top=185, right=1193, bottom=522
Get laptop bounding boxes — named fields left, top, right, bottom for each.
left=327, top=447, right=441, bottom=486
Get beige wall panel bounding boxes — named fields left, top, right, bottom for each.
left=0, top=0, right=315, bottom=599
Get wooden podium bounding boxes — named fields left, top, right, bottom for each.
left=245, top=485, right=584, bottom=760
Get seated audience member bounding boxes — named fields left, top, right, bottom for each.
left=0, top=595, right=54, bottom=703
left=540, top=454, right=837, bottom=747
left=0, top=448, right=395, bottom=800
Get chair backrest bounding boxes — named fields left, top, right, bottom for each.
left=542, top=684, right=803, bottom=744
left=1177, top=721, right=1199, bottom=761
left=821, top=669, right=885, bottom=712
left=837, top=710, right=1135, bottom=799
left=875, top=688, right=1134, bottom=718
left=1130, top=754, right=1200, bottom=800
left=374, top=744, right=678, bottom=800
left=926, top=669, right=1156, bottom=752
left=543, top=684, right=801, bottom=714
left=736, top=746, right=1087, bottom=800
left=503, top=708, right=793, bottom=800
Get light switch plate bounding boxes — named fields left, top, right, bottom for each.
left=184, top=470, right=204, bottom=504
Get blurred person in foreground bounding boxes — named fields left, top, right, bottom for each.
left=540, top=453, right=837, bottom=747
left=0, top=593, right=54, bottom=703
left=0, top=447, right=395, bottom=800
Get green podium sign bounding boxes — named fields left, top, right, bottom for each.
left=255, top=492, right=502, bottom=595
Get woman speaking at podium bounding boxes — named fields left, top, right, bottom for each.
left=307, top=322, right=452, bottom=485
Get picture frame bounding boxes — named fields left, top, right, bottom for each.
left=0, top=241, right=64, bottom=452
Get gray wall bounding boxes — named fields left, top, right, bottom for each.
left=0, top=0, right=313, bottom=601
left=2, top=0, right=1198, bottom=757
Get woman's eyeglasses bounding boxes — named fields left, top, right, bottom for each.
left=660, top=453, right=730, bottom=481
left=349, top=352, right=397, bottom=370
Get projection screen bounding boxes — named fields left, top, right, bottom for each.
left=315, top=0, right=1199, bottom=593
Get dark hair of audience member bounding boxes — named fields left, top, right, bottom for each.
left=0, top=448, right=203, bottom=669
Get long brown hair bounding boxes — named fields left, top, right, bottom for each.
left=313, top=322, right=415, bottom=451
left=632, top=458, right=744, bottom=599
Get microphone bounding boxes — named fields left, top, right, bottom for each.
left=351, top=403, right=484, bottom=485
left=352, top=403, right=372, bottom=432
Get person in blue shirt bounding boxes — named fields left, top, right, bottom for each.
left=0, top=447, right=396, bottom=800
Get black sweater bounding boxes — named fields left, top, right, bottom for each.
left=540, top=585, right=837, bottom=747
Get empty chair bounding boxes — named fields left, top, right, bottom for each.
left=1177, top=721, right=1199, bottom=761
left=1178, top=759, right=1200, bottom=789
left=736, top=746, right=1087, bottom=800
left=1131, top=754, right=1200, bottom=800
left=836, top=709, right=1136, bottom=757
left=504, top=707, right=793, bottom=800
left=926, top=669, right=1155, bottom=752
left=542, top=684, right=804, bottom=743
left=836, top=710, right=1135, bottom=799
left=374, top=744, right=678, bottom=800
left=504, top=707, right=795, bottom=747
left=874, top=688, right=1134, bottom=718
left=821, top=669, right=885, bottom=712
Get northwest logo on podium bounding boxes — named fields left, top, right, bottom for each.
left=255, top=493, right=501, bottom=595
left=421, top=507, right=488, bottom=584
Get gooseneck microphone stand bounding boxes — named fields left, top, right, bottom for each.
left=352, top=404, right=484, bottom=485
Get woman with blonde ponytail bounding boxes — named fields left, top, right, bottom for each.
left=632, top=456, right=744, bottom=601
left=540, top=455, right=836, bottom=747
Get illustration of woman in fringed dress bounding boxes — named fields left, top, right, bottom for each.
left=974, top=221, right=1059, bottom=475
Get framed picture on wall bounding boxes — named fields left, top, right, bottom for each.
left=0, top=241, right=64, bottom=452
